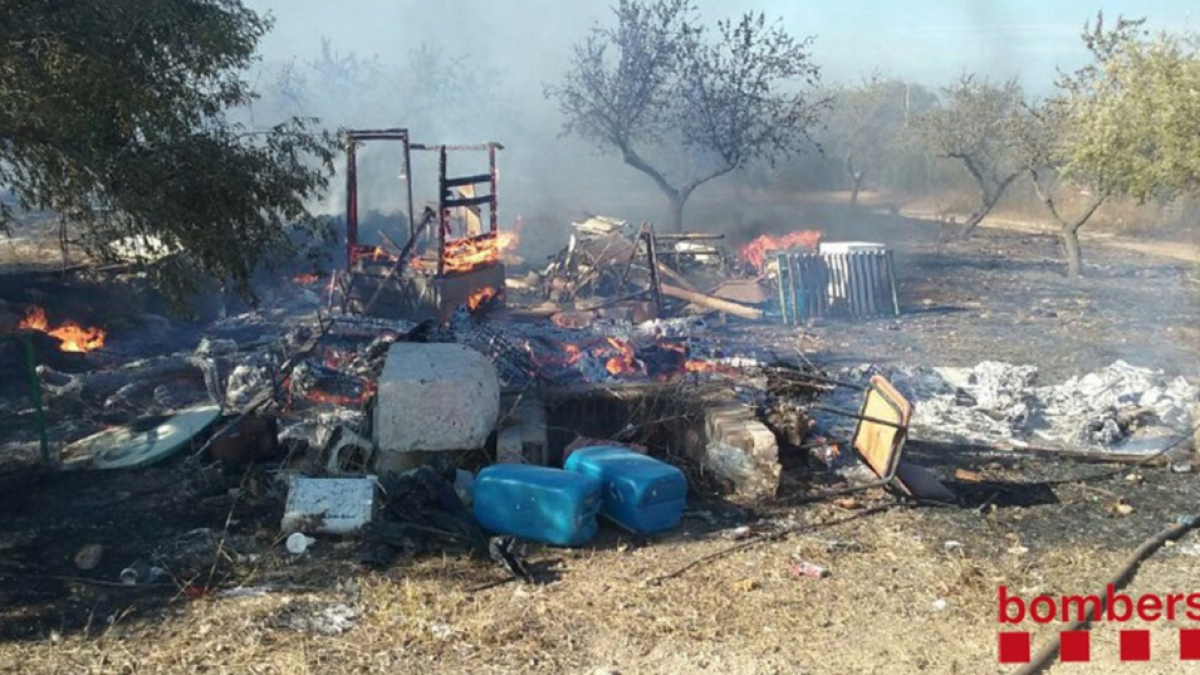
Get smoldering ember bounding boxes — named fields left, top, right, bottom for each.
left=2, top=2, right=1200, bottom=674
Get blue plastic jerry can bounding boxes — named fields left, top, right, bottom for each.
left=473, top=465, right=602, bottom=546
left=564, top=446, right=688, bottom=534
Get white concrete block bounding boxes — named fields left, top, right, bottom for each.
left=281, top=477, right=376, bottom=535
left=374, top=343, right=500, bottom=463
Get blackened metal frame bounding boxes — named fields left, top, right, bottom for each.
left=344, top=128, right=415, bottom=269
left=785, top=373, right=910, bottom=502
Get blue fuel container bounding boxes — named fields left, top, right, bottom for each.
left=473, top=465, right=602, bottom=546
left=564, top=446, right=687, bottom=534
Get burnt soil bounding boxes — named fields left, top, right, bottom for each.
left=1, top=211, right=1199, bottom=674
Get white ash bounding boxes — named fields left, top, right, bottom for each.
left=193, top=337, right=238, bottom=357
left=635, top=317, right=708, bottom=339
left=224, top=357, right=275, bottom=409
left=820, top=360, right=1198, bottom=453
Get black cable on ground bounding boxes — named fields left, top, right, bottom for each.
left=1010, top=513, right=1200, bottom=675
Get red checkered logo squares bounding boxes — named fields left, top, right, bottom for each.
left=998, top=632, right=1030, bottom=664
left=1120, top=630, right=1151, bottom=661
left=1001, top=630, right=1200, bottom=663
left=1182, top=629, right=1200, bottom=660
left=1059, top=631, right=1090, bottom=662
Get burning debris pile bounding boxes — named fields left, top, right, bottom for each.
left=819, top=360, right=1200, bottom=453
left=17, top=305, right=106, bottom=353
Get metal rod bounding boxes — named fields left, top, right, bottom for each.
left=489, top=144, right=498, bottom=234
left=653, top=233, right=726, bottom=241
left=403, top=133, right=415, bottom=241
left=809, top=405, right=907, bottom=430
left=20, top=336, right=50, bottom=469
left=787, top=253, right=801, bottom=324
left=886, top=250, right=901, bottom=316
left=362, top=208, right=436, bottom=316
left=345, top=136, right=358, bottom=269
left=643, top=228, right=664, bottom=314
left=444, top=173, right=493, bottom=189
left=617, top=222, right=648, bottom=294
left=776, top=253, right=790, bottom=326
left=437, top=146, right=447, bottom=277
left=411, top=143, right=506, bottom=152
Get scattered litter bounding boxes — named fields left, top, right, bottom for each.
left=932, top=598, right=948, bottom=612
left=943, top=540, right=965, bottom=553
left=1110, top=499, right=1135, bottom=516
left=365, top=466, right=488, bottom=566
left=489, top=536, right=533, bottom=583
left=728, top=526, right=753, bottom=540
left=119, top=559, right=164, bottom=585
left=734, top=578, right=761, bottom=592
left=216, top=587, right=272, bottom=598
left=73, top=544, right=103, bottom=571
left=286, top=533, right=315, bottom=555
left=59, top=404, right=222, bottom=470
left=790, top=561, right=829, bottom=579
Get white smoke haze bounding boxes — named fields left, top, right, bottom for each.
left=237, top=0, right=1197, bottom=262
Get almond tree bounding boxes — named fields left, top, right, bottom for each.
left=546, top=0, right=825, bottom=232
left=0, top=0, right=337, bottom=304
left=1046, top=13, right=1200, bottom=277
left=825, top=74, right=937, bottom=206
left=915, top=75, right=1024, bottom=236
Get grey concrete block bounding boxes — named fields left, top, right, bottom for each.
left=373, top=343, right=500, bottom=470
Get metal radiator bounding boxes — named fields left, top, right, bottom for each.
left=773, top=246, right=900, bottom=323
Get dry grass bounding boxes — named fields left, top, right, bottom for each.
left=6, top=499, right=1195, bottom=674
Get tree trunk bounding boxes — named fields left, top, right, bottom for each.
left=845, top=152, right=863, bottom=208
left=962, top=207, right=988, bottom=237
left=850, top=172, right=864, bottom=208
left=668, top=193, right=686, bottom=234
left=1062, top=226, right=1083, bottom=279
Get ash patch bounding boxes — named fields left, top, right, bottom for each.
left=819, top=360, right=1198, bottom=453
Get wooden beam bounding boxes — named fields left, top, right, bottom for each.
left=660, top=283, right=763, bottom=320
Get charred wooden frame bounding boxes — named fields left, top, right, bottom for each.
left=344, top=128, right=415, bottom=269
left=342, top=132, right=507, bottom=323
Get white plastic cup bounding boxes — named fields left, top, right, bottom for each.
left=286, top=532, right=315, bottom=555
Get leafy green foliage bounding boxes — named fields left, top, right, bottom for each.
left=0, top=0, right=337, bottom=304
left=546, top=0, right=825, bottom=231
left=1054, top=13, right=1200, bottom=204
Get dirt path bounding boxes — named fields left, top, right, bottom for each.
left=902, top=208, right=1200, bottom=265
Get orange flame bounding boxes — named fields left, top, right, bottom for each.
left=443, top=231, right=519, bottom=273
left=466, top=286, right=499, bottom=312
left=294, top=273, right=320, bottom=284
left=18, top=306, right=106, bottom=353
left=738, top=231, right=822, bottom=273
left=604, top=337, right=639, bottom=376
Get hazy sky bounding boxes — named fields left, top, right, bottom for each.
left=246, top=0, right=1195, bottom=94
